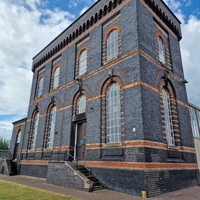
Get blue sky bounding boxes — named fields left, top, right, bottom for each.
left=0, top=0, right=200, bottom=140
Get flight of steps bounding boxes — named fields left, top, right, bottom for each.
left=76, top=164, right=106, bottom=191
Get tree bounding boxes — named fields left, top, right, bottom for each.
left=0, top=137, right=9, bottom=150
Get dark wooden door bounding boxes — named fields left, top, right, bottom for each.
left=76, top=122, right=86, bottom=160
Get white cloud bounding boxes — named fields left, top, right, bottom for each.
left=80, top=7, right=89, bottom=15
left=163, top=0, right=181, bottom=11
left=180, top=16, right=200, bottom=107
left=0, top=121, right=13, bottom=141
left=0, top=0, right=74, bottom=140
left=68, top=1, right=78, bottom=8
left=68, top=0, right=97, bottom=9
left=163, top=0, right=200, bottom=107
left=1, top=0, right=200, bottom=141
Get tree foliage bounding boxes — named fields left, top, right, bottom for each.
left=0, top=137, right=9, bottom=150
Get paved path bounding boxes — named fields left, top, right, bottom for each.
left=0, top=175, right=200, bottom=200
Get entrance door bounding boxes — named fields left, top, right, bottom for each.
left=76, top=122, right=86, bottom=160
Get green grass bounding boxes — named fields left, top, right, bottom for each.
left=0, top=180, right=79, bottom=200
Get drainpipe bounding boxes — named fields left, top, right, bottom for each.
left=74, top=123, right=78, bottom=161
left=60, top=110, right=65, bottom=160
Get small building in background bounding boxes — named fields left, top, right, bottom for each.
left=189, top=103, right=200, bottom=178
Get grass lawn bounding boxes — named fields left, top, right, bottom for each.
left=0, top=180, right=79, bottom=200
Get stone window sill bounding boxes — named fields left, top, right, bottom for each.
left=104, top=56, right=118, bottom=65
left=103, top=142, right=122, bottom=148
left=167, top=145, right=179, bottom=150
left=43, top=148, right=53, bottom=152
left=27, top=150, right=35, bottom=153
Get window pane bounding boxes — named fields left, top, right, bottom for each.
left=16, top=130, right=21, bottom=144
left=77, top=95, right=86, bottom=114
left=158, top=37, right=166, bottom=64
left=106, top=82, right=121, bottom=143
left=29, top=112, right=40, bottom=150
left=107, top=30, right=118, bottom=61
left=38, top=77, right=44, bottom=97
left=53, top=67, right=60, bottom=89
left=47, top=106, right=57, bottom=148
left=79, top=50, right=87, bottom=76
left=189, top=107, right=200, bottom=137
left=162, top=88, right=174, bottom=146
left=196, top=111, right=200, bottom=135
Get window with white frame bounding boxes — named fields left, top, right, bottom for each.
left=53, top=67, right=60, bottom=89
left=197, top=110, right=200, bottom=131
left=47, top=106, right=57, bottom=148
left=189, top=107, right=200, bottom=138
left=79, top=50, right=87, bottom=76
left=29, top=112, right=39, bottom=150
left=162, top=87, right=175, bottom=146
left=16, top=130, right=21, bottom=144
left=77, top=95, right=86, bottom=114
left=38, top=77, right=44, bottom=97
left=106, top=82, right=121, bottom=143
left=158, top=37, right=166, bottom=64
left=107, top=30, right=118, bottom=61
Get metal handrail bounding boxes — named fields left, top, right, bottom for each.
left=66, top=151, right=75, bottom=160
left=50, top=150, right=76, bottom=162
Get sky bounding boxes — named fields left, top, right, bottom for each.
left=0, top=0, right=200, bottom=141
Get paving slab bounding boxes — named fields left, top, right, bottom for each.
left=0, top=175, right=141, bottom=200
left=0, top=175, right=200, bottom=200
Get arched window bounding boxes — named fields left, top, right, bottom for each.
left=46, top=106, right=57, bottom=148
left=53, top=67, right=60, bottom=89
left=13, top=129, right=22, bottom=160
left=162, top=87, right=174, bottom=146
left=106, top=82, right=121, bottom=143
left=77, top=95, right=86, bottom=114
left=158, top=37, right=166, bottom=64
left=38, top=77, right=44, bottom=97
left=79, top=50, right=87, bottom=76
left=28, top=112, right=39, bottom=150
left=16, top=130, right=21, bottom=144
left=107, top=30, right=118, bottom=61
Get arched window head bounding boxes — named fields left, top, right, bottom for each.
left=107, top=30, right=118, bottom=61
left=79, top=50, right=87, bottom=76
left=28, top=112, right=39, bottom=150
left=38, top=77, right=44, bottom=97
left=77, top=95, right=86, bottom=114
left=158, top=37, right=166, bottom=64
left=46, top=106, right=57, bottom=148
left=53, top=67, right=60, bottom=89
left=162, top=87, right=174, bottom=146
left=106, top=82, right=121, bottom=143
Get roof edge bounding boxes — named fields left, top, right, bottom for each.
left=12, top=118, right=27, bottom=125
left=32, top=0, right=101, bottom=60
left=189, top=103, right=200, bottom=111
left=161, top=0, right=181, bottom=24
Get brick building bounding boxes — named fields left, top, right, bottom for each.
left=189, top=103, right=200, bottom=175
left=6, top=0, right=199, bottom=197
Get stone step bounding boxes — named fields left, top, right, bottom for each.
left=75, top=164, right=106, bottom=191
left=93, top=185, right=106, bottom=191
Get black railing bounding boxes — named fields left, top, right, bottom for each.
left=50, top=150, right=75, bottom=162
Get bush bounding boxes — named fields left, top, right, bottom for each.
left=0, top=137, right=9, bottom=150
